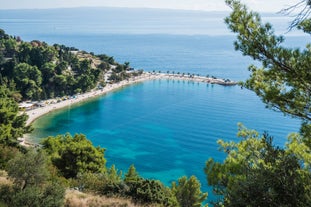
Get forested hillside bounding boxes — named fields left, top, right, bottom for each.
left=0, top=29, right=139, bottom=101
left=0, top=29, right=208, bottom=207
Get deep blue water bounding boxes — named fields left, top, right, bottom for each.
left=0, top=7, right=307, bottom=201
left=0, top=8, right=307, bottom=80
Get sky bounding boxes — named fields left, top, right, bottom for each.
left=0, top=0, right=300, bottom=12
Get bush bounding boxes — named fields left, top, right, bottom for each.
left=1, top=150, right=66, bottom=207
left=42, top=133, right=106, bottom=178
left=0, top=145, right=20, bottom=169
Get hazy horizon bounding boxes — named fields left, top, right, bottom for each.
left=1, top=7, right=304, bottom=37
left=0, top=0, right=299, bottom=12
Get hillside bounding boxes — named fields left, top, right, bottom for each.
left=0, top=29, right=141, bottom=102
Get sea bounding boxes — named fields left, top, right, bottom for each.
left=0, top=7, right=308, bottom=202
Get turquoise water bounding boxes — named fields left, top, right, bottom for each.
left=0, top=7, right=306, bottom=200
left=31, top=80, right=301, bottom=195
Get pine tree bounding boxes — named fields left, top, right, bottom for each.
left=0, top=84, right=32, bottom=146
left=204, top=1, right=311, bottom=205
left=225, top=0, right=311, bottom=139
left=172, top=176, right=208, bottom=207
left=124, top=164, right=140, bottom=183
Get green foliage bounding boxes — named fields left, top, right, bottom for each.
left=39, top=182, right=65, bottom=207
left=114, top=64, right=125, bottom=73
left=172, top=176, right=208, bottom=207
left=72, top=164, right=178, bottom=206
left=133, top=179, right=177, bottom=206
left=123, top=165, right=178, bottom=206
left=203, top=2, right=311, bottom=206
left=0, top=185, right=11, bottom=207
left=74, top=165, right=124, bottom=196
left=100, top=165, right=124, bottom=196
left=108, top=71, right=122, bottom=82
left=123, top=164, right=141, bottom=197
left=298, top=18, right=311, bottom=34
left=17, top=41, right=57, bottom=68
left=205, top=124, right=311, bottom=206
left=2, top=184, right=64, bottom=207
left=0, top=149, right=65, bottom=207
left=286, top=133, right=311, bottom=171
left=0, top=29, right=144, bottom=100
left=10, top=186, right=43, bottom=207
left=0, top=30, right=112, bottom=101
left=74, top=172, right=106, bottom=192
left=13, top=63, right=42, bottom=100
left=97, top=54, right=115, bottom=64
left=225, top=0, right=311, bottom=126
left=41, top=133, right=106, bottom=178
left=124, top=164, right=140, bottom=184
left=7, top=150, right=49, bottom=190
left=0, top=85, right=32, bottom=146
left=0, top=145, right=20, bottom=169
left=2, top=38, right=17, bottom=57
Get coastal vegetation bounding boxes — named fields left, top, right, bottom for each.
left=0, top=0, right=311, bottom=206
left=0, top=84, right=32, bottom=146
left=0, top=150, right=65, bottom=207
left=42, top=134, right=106, bottom=179
left=0, top=28, right=137, bottom=101
left=0, top=29, right=208, bottom=206
left=205, top=0, right=311, bottom=206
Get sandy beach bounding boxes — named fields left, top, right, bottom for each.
left=24, top=73, right=152, bottom=126
left=19, top=72, right=236, bottom=146
left=24, top=72, right=236, bottom=126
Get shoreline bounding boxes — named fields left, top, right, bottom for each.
left=21, top=72, right=236, bottom=145
left=24, top=73, right=155, bottom=126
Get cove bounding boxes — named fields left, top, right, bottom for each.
left=30, top=79, right=300, bottom=196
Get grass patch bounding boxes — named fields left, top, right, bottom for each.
left=65, top=190, right=138, bottom=207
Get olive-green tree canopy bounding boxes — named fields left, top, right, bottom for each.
left=41, top=133, right=106, bottom=178
left=2, top=150, right=65, bottom=207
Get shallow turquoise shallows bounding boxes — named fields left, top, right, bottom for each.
left=31, top=79, right=300, bottom=196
